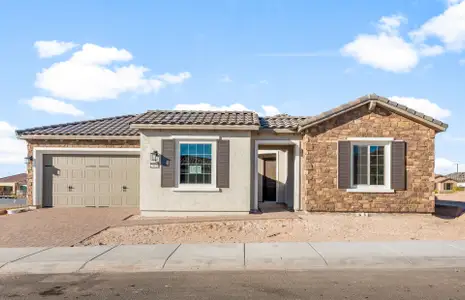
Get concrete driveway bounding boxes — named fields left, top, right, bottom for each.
left=0, top=208, right=137, bottom=248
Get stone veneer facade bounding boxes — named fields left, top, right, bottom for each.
left=26, top=139, right=140, bottom=205
left=301, top=105, right=436, bottom=213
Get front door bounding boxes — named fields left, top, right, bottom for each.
left=263, top=158, right=276, bottom=201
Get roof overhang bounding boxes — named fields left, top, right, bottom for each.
left=130, top=124, right=260, bottom=131
left=298, top=100, right=448, bottom=133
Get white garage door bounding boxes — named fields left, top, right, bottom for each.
left=42, top=154, right=140, bottom=207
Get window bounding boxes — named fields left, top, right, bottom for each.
left=349, top=140, right=392, bottom=192
left=445, top=183, right=453, bottom=191
left=179, top=142, right=213, bottom=185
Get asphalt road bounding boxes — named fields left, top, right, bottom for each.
left=1, top=269, right=465, bottom=299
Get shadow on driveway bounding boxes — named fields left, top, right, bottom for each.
left=434, top=199, right=465, bottom=219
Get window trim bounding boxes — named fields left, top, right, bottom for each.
left=346, top=140, right=394, bottom=193
left=174, top=140, right=217, bottom=191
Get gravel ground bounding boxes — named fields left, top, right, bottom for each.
left=80, top=212, right=465, bottom=245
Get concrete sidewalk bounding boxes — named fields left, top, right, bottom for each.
left=1, top=240, right=465, bottom=274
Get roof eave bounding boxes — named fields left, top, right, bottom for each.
left=257, top=128, right=298, bottom=134
left=130, top=124, right=260, bottom=131
left=18, top=135, right=140, bottom=140
left=297, top=100, right=448, bottom=133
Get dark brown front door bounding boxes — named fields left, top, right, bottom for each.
left=263, top=158, right=276, bottom=201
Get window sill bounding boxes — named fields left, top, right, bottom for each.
left=346, top=188, right=394, bottom=193
left=172, top=187, right=221, bottom=192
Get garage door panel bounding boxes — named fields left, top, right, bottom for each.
left=98, top=169, right=112, bottom=181
left=44, top=154, right=139, bottom=207
left=83, top=195, right=96, bottom=206
left=85, top=169, right=97, bottom=181
left=70, top=195, right=83, bottom=206
left=111, top=195, right=122, bottom=206
left=98, top=196, right=110, bottom=207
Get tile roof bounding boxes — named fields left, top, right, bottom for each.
left=16, top=94, right=449, bottom=137
left=298, top=94, right=448, bottom=132
left=16, top=114, right=139, bottom=137
left=260, top=114, right=308, bottom=129
left=0, top=173, right=27, bottom=184
left=130, top=110, right=260, bottom=126
left=446, top=172, right=465, bottom=182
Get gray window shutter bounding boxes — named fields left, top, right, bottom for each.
left=391, top=141, right=406, bottom=190
left=217, top=140, right=230, bottom=188
left=338, top=141, right=351, bottom=189
left=161, top=139, right=176, bottom=187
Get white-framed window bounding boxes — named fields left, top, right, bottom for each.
left=348, top=139, right=393, bottom=193
left=176, top=141, right=217, bottom=188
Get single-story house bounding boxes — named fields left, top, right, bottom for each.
left=16, top=94, right=448, bottom=215
left=446, top=172, right=465, bottom=188
left=0, top=173, right=27, bottom=197
left=434, top=175, right=457, bottom=192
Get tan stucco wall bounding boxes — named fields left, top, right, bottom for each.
left=435, top=179, right=457, bottom=192
left=25, top=139, right=140, bottom=205
left=139, top=130, right=252, bottom=216
left=302, top=105, right=437, bottom=213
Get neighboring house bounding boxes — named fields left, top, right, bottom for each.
left=0, top=173, right=27, bottom=197
left=446, top=172, right=465, bottom=188
left=434, top=175, right=457, bottom=192
left=16, top=94, right=448, bottom=215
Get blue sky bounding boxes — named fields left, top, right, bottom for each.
left=0, top=0, right=464, bottom=177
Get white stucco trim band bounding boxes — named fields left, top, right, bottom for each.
left=253, top=139, right=301, bottom=212
left=32, top=147, right=140, bottom=206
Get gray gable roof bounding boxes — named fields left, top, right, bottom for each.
left=298, top=94, right=448, bottom=132
left=16, top=94, right=449, bottom=138
left=446, top=172, right=465, bottom=182
left=16, top=114, right=139, bottom=137
left=130, top=110, right=260, bottom=126
left=260, top=115, right=308, bottom=129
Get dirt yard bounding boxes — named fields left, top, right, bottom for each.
left=80, top=212, right=465, bottom=246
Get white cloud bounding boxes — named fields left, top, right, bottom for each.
left=0, top=121, right=26, bottom=165
left=410, top=2, right=465, bottom=51
left=34, top=40, right=78, bottom=58
left=26, top=97, right=84, bottom=116
left=35, top=43, right=191, bottom=101
left=341, top=33, right=419, bottom=73
left=341, top=15, right=420, bottom=73
left=259, top=80, right=269, bottom=85
left=261, top=105, right=280, bottom=116
left=69, top=43, right=132, bottom=65
left=173, top=103, right=280, bottom=116
left=389, top=96, right=451, bottom=120
left=174, top=103, right=249, bottom=111
left=377, top=15, right=407, bottom=34
left=435, top=157, right=465, bottom=174
left=158, top=72, right=191, bottom=84
left=219, top=75, right=232, bottom=83
left=447, top=0, right=463, bottom=7
left=418, top=44, right=445, bottom=56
